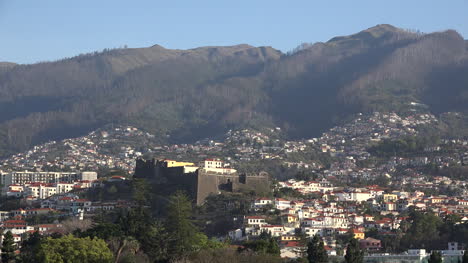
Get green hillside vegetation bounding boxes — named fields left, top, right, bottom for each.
left=368, top=136, right=440, bottom=157
left=0, top=24, right=467, bottom=157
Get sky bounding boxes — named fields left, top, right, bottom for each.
left=1, top=0, right=467, bottom=64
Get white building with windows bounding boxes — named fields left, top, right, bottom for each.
left=1, top=171, right=97, bottom=186
left=245, top=216, right=267, bottom=226
left=253, top=198, right=273, bottom=208
left=200, top=159, right=237, bottom=174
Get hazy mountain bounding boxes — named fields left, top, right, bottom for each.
left=0, top=24, right=467, bottom=156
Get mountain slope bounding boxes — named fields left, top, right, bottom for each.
left=261, top=25, right=467, bottom=137
left=0, top=25, right=467, bottom=156
left=0, top=45, right=282, bottom=155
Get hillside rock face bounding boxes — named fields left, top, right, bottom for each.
left=0, top=25, right=467, bottom=156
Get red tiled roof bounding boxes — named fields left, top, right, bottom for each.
left=74, top=199, right=90, bottom=202
left=282, top=241, right=301, bottom=247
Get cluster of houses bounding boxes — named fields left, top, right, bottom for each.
left=1, top=171, right=98, bottom=200
left=6, top=181, right=94, bottom=200
left=2, top=112, right=465, bottom=186
left=39, top=194, right=130, bottom=214
left=315, top=112, right=466, bottom=175
left=317, top=112, right=438, bottom=157
left=1, top=218, right=61, bottom=238
left=0, top=170, right=116, bottom=251
left=1, top=126, right=152, bottom=175
left=0, top=111, right=466, bottom=259
left=228, top=179, right=468, bottom=259
left=0, top=192, right=133, bottom=251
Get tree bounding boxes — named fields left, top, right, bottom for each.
left=107, top=185, right=118, bottom=194
left=165, top=191, right=206, bottom=260
left=80, top=222, right=123, bottom=240
left=132, top=178, right=150, bottom=206
left=344, top=238, right=364, bottom=263
left=18, top=231, right=42, bottom=263
left=188, top=247, right=283, bottom=263
left=240, top=238, right=280, bottom=256
left=428, top=251, right=442, bottom=263
left=1, top=231, right=16, bottom=263
left=60, top=218, right=93, bottom=235
left=307, top=234, right=328, bottom=263
left=400, top=211, right=443, bottom=249
left=119, top=207, right=152, bottom=237
left=35, top=234, right=113, bottom=263
left=108, top=236, right=140, bottom=263
left=294, top=229, right=308, bottom=259
left=88, top=209, right=170, bottom=262
left=137, top=223, right=168, bottom=262
left=462, top=250, right=468, bottom=263
left=267, top=238, right=280, bottom=256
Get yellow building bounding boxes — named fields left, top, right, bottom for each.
left=163, top=160, right=195, bottom=168
left=281, top=235, right=300, bottom=241
left=282, top=214, right=298, bottom=223
left=383, top=194, right=397, bottom=202
left=351, top=229, right=365, bottom=239
left=430, top=197, right=444, bottom=204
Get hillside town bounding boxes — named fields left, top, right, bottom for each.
left=0, top=111, right=467, bottom=261
left=2, top=112, right=466, bottom=175
left=231, top=178, right=468, bottom=260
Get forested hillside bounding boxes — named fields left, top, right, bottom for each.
left=0, top=24, right=467, bottom=157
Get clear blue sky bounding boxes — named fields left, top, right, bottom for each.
left=1, top=0, right=467, bottom=64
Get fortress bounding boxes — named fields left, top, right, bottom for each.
left=134, top=158, right=270, bottom=205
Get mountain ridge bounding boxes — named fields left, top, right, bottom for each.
left=0, top=24, right=466, bottom=157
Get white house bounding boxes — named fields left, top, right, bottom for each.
left=275, top=198, right=291, bottom=210
left=253, top=198, right=273, bottom=208
left=245, top=216, right=267, bottom=226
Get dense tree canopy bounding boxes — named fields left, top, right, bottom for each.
left=462, top=250, right=468, bottom=263
left=241, top=238, right=280, bottom=256
left=18, top=231, right=43, bottom=263
left=35, top=235, right=113, bottom=263
left=1, top=231, right=16, bottom=263
left=368, top=136, right=440, bottom=157
left=428, top=251, right=442, bottom=263
left=165, top=191, right=208, bottom=260
left=307, top=235, right=328, bottom=263
left=345, top=238, right=364, bottom=263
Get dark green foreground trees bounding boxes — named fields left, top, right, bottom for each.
left=6, top=190, right=282, bottom=262
left=345, top=238, right=364, bottom=263
left=428, top=251, right=442, bottom=263
left=462, top=250, right=468, bottom=263
left=1, top=231, right=16, bottom=263
left=240, top=234, right=280, bottom=256
left=307, top=235, right=328, bottom=263
left=166, top=191, right=215, bottom=259
left=35, top=235, right=113, bottom=263
left=78, top=191, right=224, bottom=262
